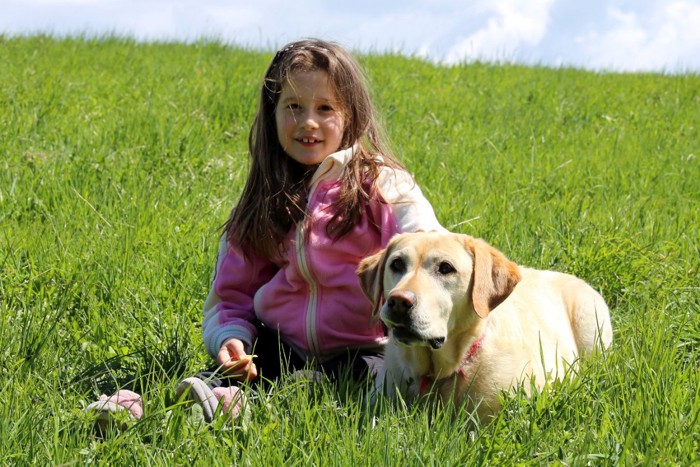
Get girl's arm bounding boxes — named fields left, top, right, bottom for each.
left=202, top=235, right=278, bottom=361
left=375, top=167, right=446, bottom=237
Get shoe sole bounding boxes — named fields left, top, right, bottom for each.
left=175, top=377, right=218, bottom=423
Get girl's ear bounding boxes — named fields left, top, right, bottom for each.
left=356, top=248, right=389, bottom=321
left=466, top=237, right=522, bottom=318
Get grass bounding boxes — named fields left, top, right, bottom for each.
left=1, top=34, right=698, bottom=465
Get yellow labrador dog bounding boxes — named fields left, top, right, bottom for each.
left=357, top=232, right=612, bottom=421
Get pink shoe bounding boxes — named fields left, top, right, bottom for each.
left=175, top=377, right=246, bottom=422
left=86, top=389, right=143, bottom=431
left=212, top=386, right=246, bottom=419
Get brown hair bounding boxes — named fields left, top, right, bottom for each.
left=224, top=38, right=406, bottom=260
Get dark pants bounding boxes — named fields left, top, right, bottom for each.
left=196, top=324, right=383, bottom=390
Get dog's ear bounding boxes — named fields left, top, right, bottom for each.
left=467, top=237, right=522, bottom=318
left=357, top=248, right=388, bottom=320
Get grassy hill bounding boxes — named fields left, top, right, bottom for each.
left=1, top=35, right=698, bottom=464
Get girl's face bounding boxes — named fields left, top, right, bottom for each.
left=275, top=70, right=345, bottom=166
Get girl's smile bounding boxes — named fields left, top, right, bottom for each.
left=275, top=70, right=345, bottom=166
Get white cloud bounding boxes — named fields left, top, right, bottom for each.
left=1, top=0, right=699, bottom=73
left=575, top=0, right=700, bottom=72
left=443, top=0, right=555, bottom=64
left=18, top=0, right=107, bottom=5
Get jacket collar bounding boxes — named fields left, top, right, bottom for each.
left=309, top=146, right=357, bottom=187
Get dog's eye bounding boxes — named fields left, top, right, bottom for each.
left=437, top=261, right=456, bottom=275
left=389, top=258, right=406, bottom=274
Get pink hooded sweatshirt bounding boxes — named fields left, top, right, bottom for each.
left=202, top=147, right=444, bottom=361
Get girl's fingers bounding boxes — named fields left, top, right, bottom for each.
left=222, top=355, right=258, bottom=381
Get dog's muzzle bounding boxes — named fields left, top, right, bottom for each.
left=383, top=290, right=446, bottom=349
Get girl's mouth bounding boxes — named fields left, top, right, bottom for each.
left=298, top=137, right=321, bottom=144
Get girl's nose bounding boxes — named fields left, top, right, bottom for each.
left=299, top=111, right=319, bottom=129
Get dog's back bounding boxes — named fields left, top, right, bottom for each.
left=462, top=267, right=612, bottom=413
left=501, top=267, right=612, bottom=357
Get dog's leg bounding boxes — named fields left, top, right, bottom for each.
left=563, top=280, right=613, bottom=355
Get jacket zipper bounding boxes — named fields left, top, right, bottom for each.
left=295, top=201, right=321, bottom=357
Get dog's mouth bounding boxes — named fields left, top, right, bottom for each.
left=391, top=326, right=446, bottom=350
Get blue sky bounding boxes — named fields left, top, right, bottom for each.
left=2, top=0, right=699, bottom=73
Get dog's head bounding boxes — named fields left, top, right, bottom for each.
left=357, top=232, right=521, bottom=350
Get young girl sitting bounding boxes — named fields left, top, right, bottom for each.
left=89, top=38, right=444, bottom=424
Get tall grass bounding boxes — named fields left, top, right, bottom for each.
left=1, top=35, right=698, bottom=464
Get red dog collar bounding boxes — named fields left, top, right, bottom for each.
left=418, top=330, right=487, bottom=396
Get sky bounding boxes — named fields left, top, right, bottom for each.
left=2, top=0, right=700, bottom=74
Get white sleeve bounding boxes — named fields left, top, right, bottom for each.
left=376, top=167, right=446, bottom=233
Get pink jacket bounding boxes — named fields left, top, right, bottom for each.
left=202, top=147, right=444, bottom=361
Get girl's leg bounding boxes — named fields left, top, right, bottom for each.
left=319, top=349, right=384, bottom=382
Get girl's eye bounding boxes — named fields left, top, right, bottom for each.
left=437, top=262, right=456, bottom=275
left=319, top=104, right=334, bottom=112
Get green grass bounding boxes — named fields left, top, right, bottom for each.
left=1, top=34, right=698, bottom=465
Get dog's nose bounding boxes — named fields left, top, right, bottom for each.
left=428, top=337, right=445, bottom=349
left=387, top=290, right=417, bottom=315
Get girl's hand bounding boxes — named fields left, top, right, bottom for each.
left=217, top=338, right=258, bottom=381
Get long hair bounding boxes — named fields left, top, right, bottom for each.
left=224, top=38, right=406, bottom=260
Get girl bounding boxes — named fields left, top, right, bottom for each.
left=89, top=38, right=444, bottom=424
